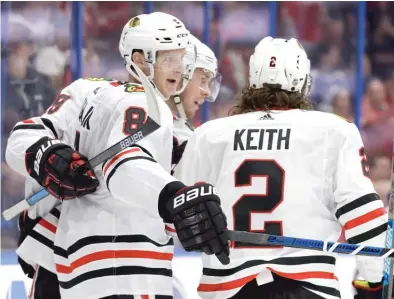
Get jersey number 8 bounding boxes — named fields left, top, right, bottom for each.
left=122, top=106, right=147, bottom=135
left=233, top=159, right=285, bottom=248
left=47, top=94, right=71, bottom=114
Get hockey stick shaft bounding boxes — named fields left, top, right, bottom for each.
left=2, top=118, right=160, bottom=221
left=226, top=230, right=394, bottom=259
left=382, top=139, right=394, bottom=298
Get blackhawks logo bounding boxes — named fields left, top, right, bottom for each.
left=129, top=17, right=140, bottom=28
left=124, top=83, right=144, bottom=93
left=296, top=39, right=304, bottom=50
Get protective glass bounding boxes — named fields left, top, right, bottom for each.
left=154, top=44, right=197, bottom=94
left=191, top=69, right=222, bottom=102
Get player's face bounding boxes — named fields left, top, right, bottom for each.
left=181, top=68, right=213, bottom=119
left=154, top=49, right=186, bottom=98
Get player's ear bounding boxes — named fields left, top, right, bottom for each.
left=132, top=50, right=145, bottom=70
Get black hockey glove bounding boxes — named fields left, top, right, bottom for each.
left=353, top=280, right=383, bottom=299
left=25, top=137, right=99, bottom=200
left=159, top=181, right=230, bottom=265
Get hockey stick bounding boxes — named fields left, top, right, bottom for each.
left=2, top=60, right=162, bottom=221
left=226, top=230, right=394, bottom=259
left=382, top=139, right=394, bottom=299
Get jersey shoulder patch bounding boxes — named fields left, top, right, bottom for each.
left=84, top=77, right=115, bottom=82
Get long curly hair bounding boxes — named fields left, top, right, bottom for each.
left=229, top=86, right=313, bottom=116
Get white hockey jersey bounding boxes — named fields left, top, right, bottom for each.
left=171, top=115, right=194, bottom=173
left=15, top=78, right=115, bottom=274
left=173, top=115, right=194, bottom=146
left=6, top=78, right=178, bottom=298
left=16, top=91, right=195, bottom=274
left=174, top=109, right=387, bottom=299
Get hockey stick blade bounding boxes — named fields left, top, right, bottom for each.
left=2, top=117, right=160, bottom=221
left=226, top=230, right=394, bottom=259
left=382, top=138, right=394, bottom=299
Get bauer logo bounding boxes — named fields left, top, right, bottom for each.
left=173, top=185, right=218, bottom=209
left=34, top=139, right=62, bottom=175
left=120, top=131, right=144, bottom=150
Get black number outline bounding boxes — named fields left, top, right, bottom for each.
left=233, top=159, right=285, bottom=248
left=122, top=106, right=147, bottom=135
left=359, top=147, right=370, bottom=178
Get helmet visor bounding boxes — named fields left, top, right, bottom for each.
left=153, top=44, right=197, bottom=96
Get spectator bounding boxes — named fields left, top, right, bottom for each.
left=4, top=18, right=56, bottom=129
left=5, top=41, right=56, bottom=125
left=369, top=155, right=392, bottom=182
left=362, top=78, right=394, bottom=127
left=34, top=29, right=69, bottom=94
left=382, top=70, right=394, bottom=103
left=374, top=180, right=390, bottom=209
left=368, top=2, right=394, bottom=77
left=331, top=89, right=354, bottom=122
left=368, top=154, right=391, bottom=208
left=309, top=44, right=353, bottom=106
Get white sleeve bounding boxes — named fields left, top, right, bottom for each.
left=5, top=80, right=82, bottom=178
left=102, top=93, right=179, bottom=217
left=332, top=123, right=387, bottom=282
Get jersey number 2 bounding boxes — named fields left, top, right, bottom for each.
left=233, top=159, right=285, bottom=248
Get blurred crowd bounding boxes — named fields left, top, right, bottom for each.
left=1, top=1, right=394, bottom=249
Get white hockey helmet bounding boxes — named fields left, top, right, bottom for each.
left=191, top=35, right=221, bottom=102
left=249, top=37, right=312, bottom=96
left=119, top=12, right=196, bottom=94
left=174, top=35, right=221, bottom=119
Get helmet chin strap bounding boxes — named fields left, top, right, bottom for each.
left=173, top=94, right=188, bottom=119
left=172, top=66, right=194, bottom=120
left=125, top=56, right=169, bottom=102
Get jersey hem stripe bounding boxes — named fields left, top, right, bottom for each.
left=202, top=255, right=336, bottom=276
left=198, top=274, right=257, bottom=292
left=58, top=266, right=172, bottom=289
left=56, top=249, right=174, bottom=274
left=54, top=234, right=174, bottom=258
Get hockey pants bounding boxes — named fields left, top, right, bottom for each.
left=228, top=272, right=327, bottom=299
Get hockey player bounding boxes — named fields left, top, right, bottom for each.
left=6, top=12, right=229, bottom=299
left=174, top=37, right=387, bottom=299
left=15, top=33, right=221, bottom=299
left=169, top=34, right=221, bottom=168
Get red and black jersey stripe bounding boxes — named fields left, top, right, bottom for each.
left=58, top=265, right=172, bottom=289
left=102, top=147, right=157, bottom=190
left=200, top=255, right=340, bottom=298
left=54, top=234, right=174, bottom=259
left=335, top=193, right=387, bottom=244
